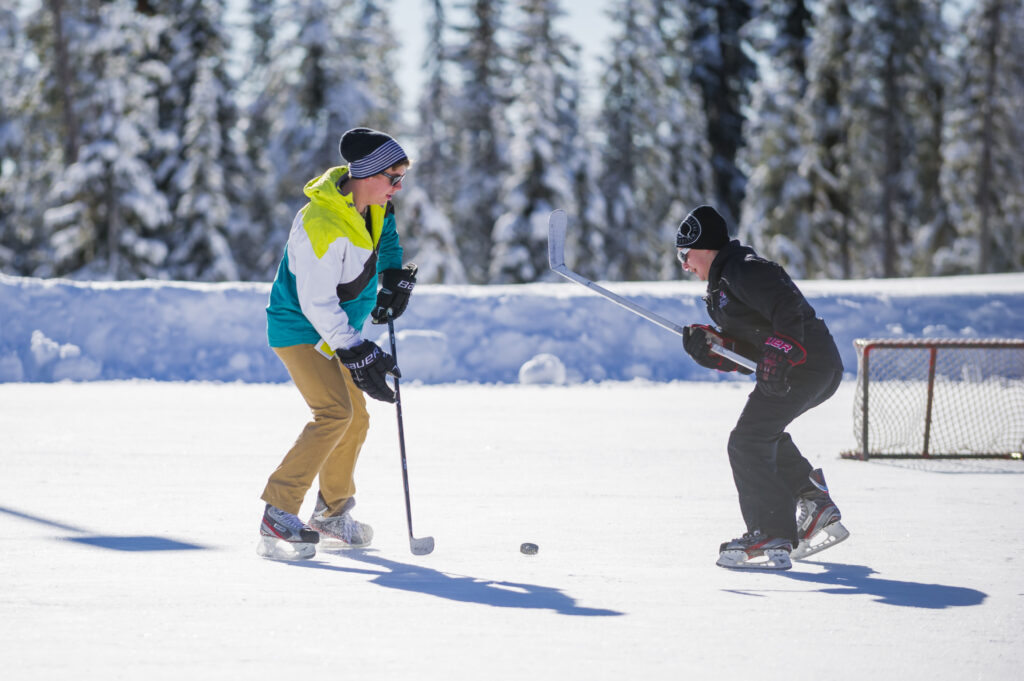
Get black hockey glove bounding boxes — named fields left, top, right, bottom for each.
left=757, top=333, right=807, bottom=397
left=683, top=324, right=753, bottom=374
left=336, top=340, right=401, bottom=403
left=371, top=263, right=417, bottom=324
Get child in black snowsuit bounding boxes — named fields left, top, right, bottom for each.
left=677, top=205, right=849, bottom=570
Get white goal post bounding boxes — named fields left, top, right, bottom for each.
left=842, top=338, right=1024, bottom=460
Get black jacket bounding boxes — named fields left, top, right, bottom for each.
left=705, top=241, right=843, bottom=371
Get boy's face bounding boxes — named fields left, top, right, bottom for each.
left=365, top=166, right=407, bottom=206
left=678, top=248, right=717, bottom=281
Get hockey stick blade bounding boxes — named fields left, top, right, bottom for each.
left=546, top=211, right=756, bottom=372
left=548, top=209, right=569, bottom=270
left=410, top=536, right=435, bottom=555
left=547, top=210, right=685, bottom=335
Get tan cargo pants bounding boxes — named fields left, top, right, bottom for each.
left=261, top=344, right=369, bottom=517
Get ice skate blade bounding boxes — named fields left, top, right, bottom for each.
left=309, top=517, right=373, bottom=549
left=410, top=536, right=434, bottom=555
left=318, top=536, right=372, bottom=550
left=792, top=522, right=850, bottom=560
left=716, top=548, right=792, bottom=571
left=257, top=536, right=316, bottom=561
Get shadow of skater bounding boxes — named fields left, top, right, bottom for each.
left=287, top=549, right=623, bottom=617
left=0, top=504, right=206, bottom=552
left=780, top=561, right=987, bottom=609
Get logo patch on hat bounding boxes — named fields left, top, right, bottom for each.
left=675, top=205, right=729, bottom=251
left=676, top=214, right=702, bottom=248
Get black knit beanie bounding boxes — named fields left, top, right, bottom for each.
left=675, top=205, right=730, bottom=250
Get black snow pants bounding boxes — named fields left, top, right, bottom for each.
left=727, top=365, right=843, bottom=544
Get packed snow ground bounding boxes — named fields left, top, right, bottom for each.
left=1, top=379, right=1022, bottom=681
left=2, top=270, right=1023, bottom=678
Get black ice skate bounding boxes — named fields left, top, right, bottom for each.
left=791, top=468, right=850, bottom=560
left=716, top=530, right=793, bottom=570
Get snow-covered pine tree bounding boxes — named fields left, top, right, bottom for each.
left=44, top=2, right=171, bottom=279
left=842, top=0, right=947, bottom=278
left=0, top=5, right=33, bottom=273
left=153, top=0, right=252, bottom=281
left=653, top=0, right=712, bottom=280
left=684, top=0, right=755, bottom=228
left=401, top=0, right=467, bottom=284
left=259, top=0, right=400, bottom=230
left=536, top=37, right=610, bottom=285
left=489, top=0, right=585, bottom=284
left=10, top=1, right=172, bottom=279
left=447, top=0, right=512, bottom=283
left=415, top=0, right=456, bottom=211
left=599, top=0, right=709, bottom=281
left=739, top=0, right=813, bottom=276
left=169, top=56, right=245, bottom=281
left=563, top=59, right=609, bottom=284
left=238, top=0, right=288, bottom=280
left=349, top=0, right=443, bottom=281
left=801, top=0, right=856, bottom=279
left=3, top=0, right=84, bottom=277
left=348, top=0, right=402, bottom=133
left=248, top=0, right=276, bottom=71
left=906, top=6, right=950, bottom=278
left=939, top=0, right=1024, bottom=275
left=597, top=2, right=646, bottom=281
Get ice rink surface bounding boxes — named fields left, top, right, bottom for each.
left=2, top=380, right=1022, bottom=680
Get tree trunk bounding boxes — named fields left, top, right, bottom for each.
left=48, top=0, right=78, bottom=164
left=881, top=46, right=900, bottom=278
left=976, top=0, right=1001, bottom=274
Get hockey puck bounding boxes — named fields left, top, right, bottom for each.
left=520, top=542, right=538, bottom=555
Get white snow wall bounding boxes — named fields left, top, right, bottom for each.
left=1, top=272, right=1022, bottom=384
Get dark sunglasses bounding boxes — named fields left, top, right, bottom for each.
left=676, top=248, right=690, bottom=265
left=380, top=170, right=407, bottom=187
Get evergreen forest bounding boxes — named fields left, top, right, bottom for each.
left=1, top=0, right=1021, bottom=284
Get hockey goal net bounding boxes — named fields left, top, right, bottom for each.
left=842, top=338, right=1024, bottom=460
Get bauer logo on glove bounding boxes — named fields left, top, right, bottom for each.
left=765, top=336, right=795, bottom=354
left=336, top=340, right=401, bottom=403
left=371, top=263, right=417, bottom=324
left=757, top=333, right=807, bottom=396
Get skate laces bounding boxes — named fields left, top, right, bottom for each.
left=798, top=492, right=837, bottom=535
left=796, top=497, right=813, bottom=528
left=339, top=514, right=366, bottom=541
left=729, top=531, right=760, bottom=544
left=735, top=531, right=770, bottom=546
left=736, top=531, right=789, bottom=550
left=313, top=508, right=370, bottom=543
left=319, top=512, right=351, bottom=533
left=267, top=505, right=308, bottom=533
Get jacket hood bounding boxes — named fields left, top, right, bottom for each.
left=300, top=165, right=387, bottom=251
left=303, top=166, right=353, bottom=210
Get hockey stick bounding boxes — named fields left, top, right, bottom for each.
left=386, top=313, right=435, bottom=556
left=547, top=209, right=757, bottom=373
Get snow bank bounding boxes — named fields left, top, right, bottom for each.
left=1, top=272, right=1022, bottom=384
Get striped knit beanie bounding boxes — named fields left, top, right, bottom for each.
left=339, top=128, right=408, bottom=179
